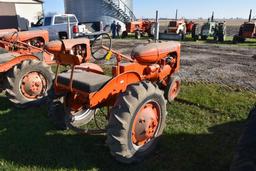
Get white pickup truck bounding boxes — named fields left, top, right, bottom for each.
left=30, top=14, right=91, bottom=40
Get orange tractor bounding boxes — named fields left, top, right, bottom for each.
left=122, top=20, right=155, bottom=39
left=45, top=33, right=181, bottom=163
left=0, top=29, right=55, bottom=108
left=160, top=19, right=195, bottom=40
left=233, top=9, right=256, bottom=43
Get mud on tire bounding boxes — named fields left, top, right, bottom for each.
left=5, top=60, right=54, bottom=108
left=106, top=81, right=167, bottom=163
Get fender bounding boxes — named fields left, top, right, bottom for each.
left=0, top=55, right=39, bottom=72
left=89, top=71, right=142, bottom=107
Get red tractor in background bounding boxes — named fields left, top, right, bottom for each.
left=0, top=29, right=55, bottom=108
left=233, top=9, right=256, bottom=43
left=122, top=20, right=155, bottom=39
left=45, top=33, right=181, bottom=163
left=186, top=21, right=195, bottom=34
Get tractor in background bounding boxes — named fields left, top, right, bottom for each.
left=233, top=9, right=256, bottom=43
left=45, top=33, right=181, bottom=163
left=122, top=20, right=155, bottom=39
left=164, top=19, right=187, bottom=40
left=0, top=29, right=55, bottom=108
left=192, top=12, right=226, bottom=42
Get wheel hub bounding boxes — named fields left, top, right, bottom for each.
left=169, top=80, right=180, bottom=99
left=132, top=102, right=159, bottom=146
left=20, top=72, right=47, bottom=99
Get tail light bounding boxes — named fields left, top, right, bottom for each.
left=73, top=25, right=79, bottom=33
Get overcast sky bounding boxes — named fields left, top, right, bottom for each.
left=44, top=0, right=256, bottom=19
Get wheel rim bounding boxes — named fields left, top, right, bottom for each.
left=20, top=71, right=47, bottom=99
left=132, top=101, right=160, bottom=148
left=169, top=80, right=180, bottom=100
left=65, top=94, right=92, bottom=122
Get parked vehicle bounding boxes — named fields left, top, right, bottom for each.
left=122, top=20, right=155, bottom=39
left=31, top=14, right=88, bottom=40
left=192, top=12, right=226, bottom=42
left=159, top=19, right=195, bottom=40
left=45, top=33, right=181, bottom=163
left=0, top=29, right=54, bottom=108
left=233, top=9, right=256, bottom=43
left=165, top=19, right=187, bottom=40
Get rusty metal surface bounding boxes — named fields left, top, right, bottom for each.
left=62, top=38, right=90, bottom=51
left=0, top=28, right=17, bottom=38
left=3, top=30, right=49, bottom=43
left=0, top=55, right=39, bottom=73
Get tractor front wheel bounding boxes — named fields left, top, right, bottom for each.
left=107, top=82, right=167, bottom=163
left=201, top=35, right=208, bottom=40
left=48, top=95, right=95, bottom=130
left=5, top=60, right=53, bottom=108
left=165, top=74, right=181, bottom=103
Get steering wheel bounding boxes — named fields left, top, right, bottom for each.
left=91, top=33, right=112, bottom=60
left=10, top=31, right=19, bottom=43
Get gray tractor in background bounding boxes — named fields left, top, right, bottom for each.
left=192, top=12, right=226, bottom=42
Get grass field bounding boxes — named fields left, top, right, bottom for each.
left=0, top=83, right=255, bottom=171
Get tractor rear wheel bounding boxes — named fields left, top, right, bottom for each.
left=122, top=31, right=128, bottom=38
left=5, top=60, right=54, bottom=108
left=107, top=82, right=167, bottom=163
left=48, top=95, right=95, bottom=130
left=135, top=31, right=141, bottom=39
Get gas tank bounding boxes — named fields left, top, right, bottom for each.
left=131, top=41, right=180, bottom=63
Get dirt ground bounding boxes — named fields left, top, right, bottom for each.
left=111, top=39, right=256, bottom=90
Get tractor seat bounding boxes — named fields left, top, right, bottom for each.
left=57, top=70, right=112, bottom=93
left=0, top=53, right=19, bottom=64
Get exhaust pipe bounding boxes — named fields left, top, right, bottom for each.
left=211, top=11, right=214, bottom=22
left=175, top=9, right=178, bottom=20
left=154, top=10, right=159, bottom=42
left=249, top=9, right=252, bottom=22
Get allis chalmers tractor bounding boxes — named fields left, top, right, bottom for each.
left=0, top=29, right=55, bottom=108
left=122, top=20, right=155, bottom=39
left=159, top=19, right=195, bottom=41
left=165, top=19, right=187, bottom=40
left=233, top=9, right=256, bottom=43
left=192, top=12, right=226, bottom=42
left=45, top=33, right=181, bottom=163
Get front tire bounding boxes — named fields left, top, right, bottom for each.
left=5, top=60, right=54, bottom=108
left=107, top=82, right=167, bottom=163
left=48, top=95, right=95, bottom=130
left=201, top=35, right=208, bottom=40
